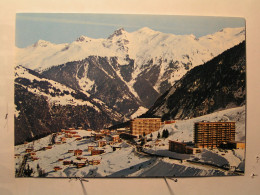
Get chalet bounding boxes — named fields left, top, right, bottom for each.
left=104, top=129, right=111, bottom=135
left=32, top=157, right=39, bottom=161
left=24, top=141, right=28, bottom=144
left=25, top=148, right=34, bottom=153
left=68, top=149, right=74, bottom=153
left=76, top=163, right=86, bottom=168
left=74, top=149, right=83, bottom=156
left=63, top=161, right=71, bottom=165
left=91, top=150, right=104, bottom=156
left=89, top=159, right=101, bottom=165
left=111, top=135, right=120, bottom=143
left=60, top=137, right=66, bottom=142
left=94, top=134, right=103, bottom=141
left=55, top=141, right=61, bottom=145
left=46, top=146, right=52, bottom=149
left=93, top=159, right=101, bottom=165
left=73, top=135, right=81, bottom=138
left=65, top=134, right=73, bottom=138
left=88, top=146, right=95, bottom=152
left=98, top=140, right=106, bottom=147
left=75, top=138, right=82, bottom=141
left=58, top=158, right=64, bottom=162
left=69, top=128, right=76, bottom=130
left=71, top=131, right=78, bottom=135
left=108, top=141, right=114, bottom=145
left=29, top=152, right=36, bottom=156
left=76, top=157, right=88, bottom=160
left=54, top=166, right=62, bottom=171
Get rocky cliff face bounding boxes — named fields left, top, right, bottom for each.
left=144, top=41, right=246, bottom=120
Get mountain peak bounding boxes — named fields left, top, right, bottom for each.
left=33, top=40, right=52, bottom=47
left=108, top=28, right=126, bottom=39
left=76, top=35, right=91, bottom=42
left=137, top=27, right=156, bottom=34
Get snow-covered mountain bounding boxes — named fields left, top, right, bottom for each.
left=144, top=41, right=246, bottom=120
left=16, top=27, right=245, bottom=115
left=15, top=65, right=124, bottom=145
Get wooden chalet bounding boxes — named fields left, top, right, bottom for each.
left=98, top=140, right=106, bottom=147
left=74, top=149, right=83, bottom=156
left=76, top=163, right=86, bottom=168
left=63, top=161, right=71, bottom=165
left=91, top=150, right=104, bottom=156
left=54, top=166, right=62, bottom=171
left=89, top=159, right=101, bottom=165
left=25, top=148, right=34, bottom=153
left=32, top=157, right=39, bottom=161
left=88, top=146, right=95, bottom=152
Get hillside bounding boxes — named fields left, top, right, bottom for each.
left=145, top=41, right=246, bottom=120
left=15, top=66, right=124, bottom=145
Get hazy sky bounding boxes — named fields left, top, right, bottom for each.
left=16, top=13, right=245, bottom=48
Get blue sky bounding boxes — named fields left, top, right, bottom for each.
left=16, top=13, right=245, bottom=48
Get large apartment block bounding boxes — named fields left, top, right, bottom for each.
left=130, top=118, right=162, bottom=136
left=194, top=122, right=235, bottom=148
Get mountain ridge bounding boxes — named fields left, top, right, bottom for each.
left=143, top=41, right=246, bottom=120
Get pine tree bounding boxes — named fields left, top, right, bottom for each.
left=165, top=129, right=169, bottom=138
left=162, top=129, right=166, bottom=138
left=157, top=132, right=160, bottom=139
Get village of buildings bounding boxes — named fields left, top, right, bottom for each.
left=15, top=107, right=245, bottom=177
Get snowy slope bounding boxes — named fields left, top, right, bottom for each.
left=15, top=129, right=228, bottom=178
left=16, top=27, right=245, bottom=73
left=15, top=65, right=123, bottom=120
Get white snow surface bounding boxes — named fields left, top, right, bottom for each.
left=16, top=27, right=245, bottom=76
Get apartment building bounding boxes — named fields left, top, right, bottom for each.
left=130, top=118, right=162, bottom=136
left=194, top=121, right=235, bottom=148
